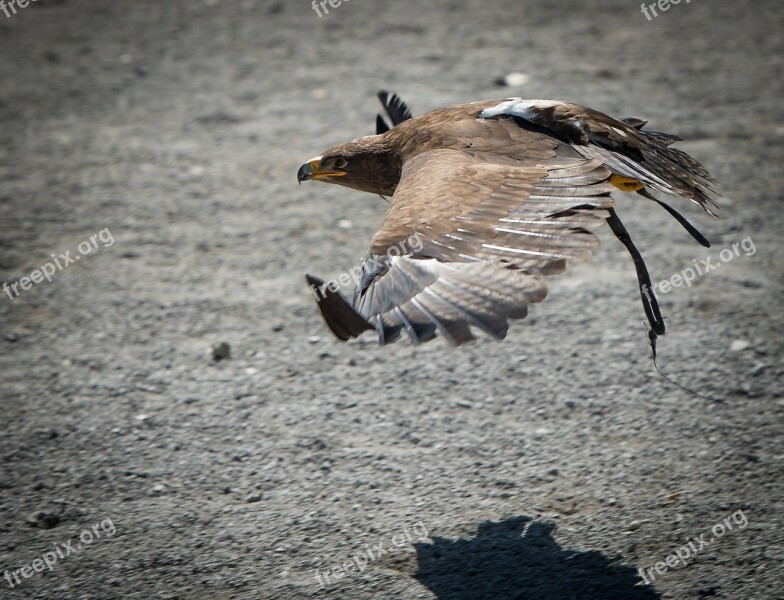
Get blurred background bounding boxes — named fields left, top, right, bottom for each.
left=0, top=0, right=782, bottom=598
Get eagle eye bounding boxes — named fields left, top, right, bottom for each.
left=334, top=157, right=348, bottom=169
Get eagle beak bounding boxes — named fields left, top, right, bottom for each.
left=297, top=156, right=346, bottom=183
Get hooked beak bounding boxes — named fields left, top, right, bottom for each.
left=297, top=156, right=346, bottom=183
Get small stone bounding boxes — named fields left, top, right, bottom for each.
left=212, top=342, right=231, bottom=361
left=34, top=428, right=60, bottom=439
left=496, top=72, right=530, bottom=87
left=26, top=511, right=61, bottom=529
left=730, top=339, right=750, bottom=352
left=337, top=219, right=353, bottom=230
left=245, top=493, right=263, bottom=503
left=147, top=483, right=168, bottom=497
left=750, top=363, right=766, bottom=376
left=628, top=520, right=642, bottom=531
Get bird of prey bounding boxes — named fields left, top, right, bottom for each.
left=298, top=91, right=717, bottom=347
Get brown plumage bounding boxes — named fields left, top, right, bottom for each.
left=298, top=92, right=718, bottom=346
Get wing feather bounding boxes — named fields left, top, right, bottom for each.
left=307, top=149, right=610, bottom=345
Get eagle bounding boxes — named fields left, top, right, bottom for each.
left=298, top=91, right=717, bottom=347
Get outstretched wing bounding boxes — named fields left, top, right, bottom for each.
left=309, top=149, right=616, bottom=346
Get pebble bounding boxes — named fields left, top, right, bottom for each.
left=212, top=342, right=231, bottom=361
left=149, top=483, right=167, bottom=496
left=26, top=511, right=61, bottom=529
left=730, top=339, right=750, bottom=352
left=496, top=72, right=530, bottom=86
left=750, top=363, right=766, bottom=376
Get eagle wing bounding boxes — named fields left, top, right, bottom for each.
left=309, top=147, right=616, bottom=346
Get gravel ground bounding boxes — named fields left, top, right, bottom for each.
left=1, top=0, right=782, bottom=599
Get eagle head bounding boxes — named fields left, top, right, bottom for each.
left=297, top=135, right=401, bottom=197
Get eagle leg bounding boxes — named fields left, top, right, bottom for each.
left=605, top=208, right=666, bottom=336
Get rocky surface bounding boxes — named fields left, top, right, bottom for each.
left=0, top=0, right=782, bottom=598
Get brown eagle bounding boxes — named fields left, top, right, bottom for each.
left=298, top=91, right=717, bottom=347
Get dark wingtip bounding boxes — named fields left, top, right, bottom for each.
left=376, top=114, right=390, bottom=135
left=376, top=89, right=413, bottom=127
left=620, top=117, right=648, bottom=130
left=305, top=274, right=373, bottom=342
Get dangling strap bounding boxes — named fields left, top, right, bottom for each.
left=637, top=188, right=711, bottom=248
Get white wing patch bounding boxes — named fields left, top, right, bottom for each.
left=479, top=98, right=563, bottom=121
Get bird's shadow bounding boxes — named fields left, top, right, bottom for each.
left=413, top=516, right=660, bottom=600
